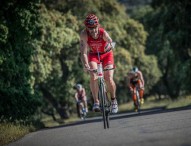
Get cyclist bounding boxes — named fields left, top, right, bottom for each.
left=79, top=14, right=118, bottom=113
left=74, top=84, right=88, bottom=117
left=127, top=67, right=145, bottom=111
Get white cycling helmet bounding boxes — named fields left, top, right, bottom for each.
left=76, top=84, right=82, bottom=89
left=132, top=66, right=138, bottom=73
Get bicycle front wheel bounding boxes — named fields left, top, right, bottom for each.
left=99, top=79, right=109, bottom=129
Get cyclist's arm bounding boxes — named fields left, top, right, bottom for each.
left=74, top=93, right=79, bottom=102
left=103, top=30, right=112, bottom=43
left=81, top=88, right=86, bottom=97
left=80, top=30, right=90, bottom=69
left=81, top=88, right=87, bottom=101
left=139, top=71, right=144, bottom=87
left=103, top=30, right=113, bottom=48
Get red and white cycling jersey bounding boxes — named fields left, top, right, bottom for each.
left=87, top=27, right=109, bottom=53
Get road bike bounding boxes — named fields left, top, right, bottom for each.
left=89, top=42, right=116, bottom=129
left=77, top=101, right=87, bottom=120
left=90, top=64, right=114, bottom=129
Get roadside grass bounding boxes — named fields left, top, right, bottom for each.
left=166, top=95, right=191, bottom=109
left=1, top=95, right=191, bottom=146
left=119, top=95, right=191, bottom=113
left=0, top=123, right=34, bottom=146
left=41, top=114, right=80, bottom=128
left=118, top=99, right=169, bottom=113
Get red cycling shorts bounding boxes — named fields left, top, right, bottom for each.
left=88, top=50, right=114, bottom=67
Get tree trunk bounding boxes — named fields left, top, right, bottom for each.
left=39, top=83, right=69, bottom=119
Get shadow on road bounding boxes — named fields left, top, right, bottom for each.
left=42, top=105, right=191, bottom=130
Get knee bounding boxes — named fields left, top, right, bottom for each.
left=82, top=98, right=86, bottom=102
left=90, top=73, right=98, bottom=81
left=104, top=76, right=113, bottom=83
left=79, top=102, right=83, bottom=107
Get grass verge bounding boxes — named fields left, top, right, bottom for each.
left=119, top=95, right=191, bottom=113
left=0, top=123, right=34, bottom=146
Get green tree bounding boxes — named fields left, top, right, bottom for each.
left=30, top=4, right=80, bottom=119
left=144, top=0, right=191, bottom=98
left=0, top=0, right=41, bottom=122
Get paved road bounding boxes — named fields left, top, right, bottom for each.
left=7, top=107, right=191, bottom=146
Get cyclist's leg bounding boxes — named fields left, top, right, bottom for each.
left=103, top=51, right=116, bottom=100
left=104, top=65, right=116, bottom=99
left=78, top=100, right=83, bottom=114
left=104, top=67, right=118, bottom=113
left=130, top=83, right=138, bottom=111
left=102, top=51, right=118, bottom=113
left=89, top=61, right=100, bottom=111
left=132, top=87, right=137, bottom=102
left=137, top=80, right=144, bottom=104
left=82, top=97, right=88, bottom=112
left=78, top=101, right=85, bottom=119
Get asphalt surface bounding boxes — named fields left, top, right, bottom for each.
left=7, top=106, right=191, bottom=146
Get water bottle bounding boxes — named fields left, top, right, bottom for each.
left=97, top=63, right=103, bottom=76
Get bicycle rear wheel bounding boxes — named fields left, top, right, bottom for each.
left=99, top=79, right=109, bottom=129
left=82, top=110, right=86, bottom=120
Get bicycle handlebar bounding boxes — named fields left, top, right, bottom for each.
left=87, top=67, right=115, bottom=73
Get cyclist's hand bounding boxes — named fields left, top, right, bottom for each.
left=110, top=42, right=116, bottom=49
left=75, top=99, right=79, bottom=103
left=83, top=64, right=90, bottom=72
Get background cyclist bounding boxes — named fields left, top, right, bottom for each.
left=127, top=67, right=145, bottom=111
left=74, top=84, right=88, bottom=117
left=79, top=13, right=118, bottom=113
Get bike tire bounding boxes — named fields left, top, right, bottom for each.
left=106, top=112, right=110, bottom=128
left=105, top=92, right=110, bottom=128
left=82, top=112, right=86, bottom=120
left=99, top=79, right=108, bottom=129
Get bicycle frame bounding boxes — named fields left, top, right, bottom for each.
left=97, top=63, right=111, bottom=129
left=89, top=63, right=111, bottom=129
left=77, top=101, right=87, bottom=120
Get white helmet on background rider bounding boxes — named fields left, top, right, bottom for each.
left=76, top=84, right=82, bottom=90
left=132, top=66, right=139, bottom=73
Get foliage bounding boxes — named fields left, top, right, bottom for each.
left=0, top=0, right=41, bottom=122
left=30, top=4, right=81, bottom=119
left=144, top=0, right=191, bottom=98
